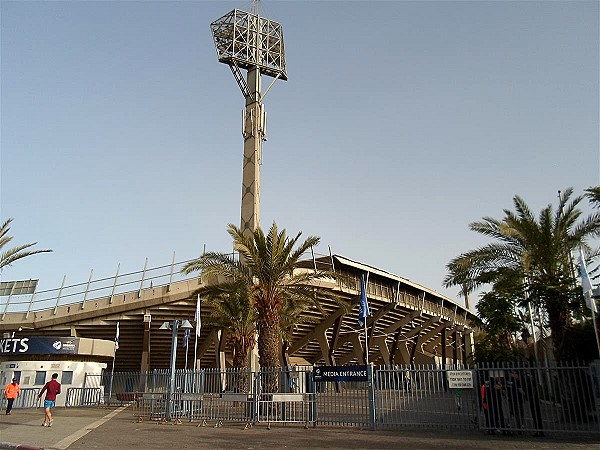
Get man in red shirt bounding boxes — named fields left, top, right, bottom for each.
left=37, top=373, right=61, bottom=427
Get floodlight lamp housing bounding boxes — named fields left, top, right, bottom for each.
left=211, top=9, right=288, bottom=81
left=159, top=321, right=171, bottom=330
left=181, top=319, right=194, bottom=329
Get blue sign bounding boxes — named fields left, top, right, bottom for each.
left=0, top=336, right=80, bottom=355
left=313, top=365, right=368, bottom=382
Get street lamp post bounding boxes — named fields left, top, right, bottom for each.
left=159, top=319, right=193, bottom=420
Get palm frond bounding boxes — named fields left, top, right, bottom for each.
left=0, top=219, right=52, bottom=270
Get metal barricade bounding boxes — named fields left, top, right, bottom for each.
left=132, top=392, right=166, bottom=422
left=256, top=393, right=316, bottom=428
left=180, top=393, right=254, bottom=426
left=65, top=387, right=103, bottom=407
left=0, top=387, right=38, bottom=410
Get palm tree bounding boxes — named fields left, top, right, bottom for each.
left=199, top=280, right=256, bottom=369
left=1, top=218, right=52, bottom=271
left=197, top=281, right=256, bottom=392
left=444, top=188, right=600, bottom=359
left=183, top=222, right=336, bottom=377
left=586, top=186, right=600, bottom=208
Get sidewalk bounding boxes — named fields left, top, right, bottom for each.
left=1, top=406, right=598, bottom=450
left=0, top=406, right=128, bottom=450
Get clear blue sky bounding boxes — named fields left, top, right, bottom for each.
left=1, top=1, right=598, bottom=308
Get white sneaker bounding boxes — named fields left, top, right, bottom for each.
left=42, top=421, right=48, bottom=427
left=48, top=419, right=53, bottom=427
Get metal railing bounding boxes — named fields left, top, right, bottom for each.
left=473, top=362, right=600, bottom=435
left=1, top=250, right=474, bottom=330
left=0, top=251, right=331, bottom=317
left=0, top=387, right=39, bottom=410
left=65, top=387, right=103, bottom=407
left=0, top=255, right=207, bottom=317
left=7, top=363, right=596, bottom=434
left=105, top=362, right=599, bottom=433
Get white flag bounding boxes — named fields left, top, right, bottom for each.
left=578, top=248, right=597, bottom=313
left=114, top=321, right=120, bottom=350
left=195, top=295, right=202, bottom=337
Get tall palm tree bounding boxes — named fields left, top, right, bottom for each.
left=444, top=189, right=600, bottom=359
left=183, top=222, right=336, bottom=375
left=1, top=218, right=52, bottom=271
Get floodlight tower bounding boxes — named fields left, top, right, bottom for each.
left=211, top=4, right=287, bottom=238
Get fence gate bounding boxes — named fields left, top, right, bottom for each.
left=375, top=366, right=478, bottom=430
left=313, top=365, right=375, bottom=428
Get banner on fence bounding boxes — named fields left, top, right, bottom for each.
left=313, top=365, right=368, bottom=382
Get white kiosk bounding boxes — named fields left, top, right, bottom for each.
left=0, top=335, right=114, bottom=407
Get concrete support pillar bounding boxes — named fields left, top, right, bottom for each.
left=140, top=316, right=151, bottom=373
left=463, top=331, right=475, bottom=363
left=216, top=329, right=227, bottom=370
left=317, top=331, right=335, bottom=366
left=337, top=333, right=364, bottom=365
left=372, top=336, right=391, bottom=366
left=409, top=331, right=421, bottom=366
left=216, top=329, right=227, bottom=391
left=240, top=67, right=263, bottom=238
left=441, top=327, right=447, bottom=367
left=392, top=342, right=411, bottom=365
left=453, top=330, right=458, bottom=366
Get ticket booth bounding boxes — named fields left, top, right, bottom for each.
left=0, top=336, right=114, bottom=407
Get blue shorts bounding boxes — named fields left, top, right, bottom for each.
left=44, top=400, right=55, bottom=409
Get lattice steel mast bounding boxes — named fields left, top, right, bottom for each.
left=211, top=5, right=287, bottom=238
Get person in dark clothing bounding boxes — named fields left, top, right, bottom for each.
left=37, top=373, right=61, bottom=427
left=488, top=377, right=507, bottom=433
left=525, top=370, right=544, bottom=437
left=506, top=371, right=525, bottom=433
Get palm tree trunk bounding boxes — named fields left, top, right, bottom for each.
left=258, top=316, right=281, bottom=393
left=546, top=301, right=573, bottom=360
left=232, top=338, right=253, bottom=393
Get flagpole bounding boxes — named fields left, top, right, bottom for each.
left=365, top=272, right=370, bottom=365
left=364, top=320, right=369, bottom=365
left=358, top=273, right=370, bottom=366
left=193, top=327, right=198, bottom=371
left=185, top=337, right=189, bottom=370
left=107, top=321, right=119, bottom=405
left=592, top=307, right=600, bottom=358
left=194, top=294, right=201, bottom=370
left=108, top=351, right=117, bottom=404
left=579, top=249, right=600, bottom=358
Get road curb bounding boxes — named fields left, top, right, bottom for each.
left=0, top=443, right=43, bottom=450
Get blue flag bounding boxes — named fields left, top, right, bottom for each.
left=358, top=274, right=370, bottom=327
left=182, top=328, right=190, bottom=348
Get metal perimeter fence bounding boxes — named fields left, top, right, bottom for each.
left=8, top=362, right=598, bottom=434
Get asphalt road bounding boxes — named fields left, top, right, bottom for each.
left=1, top=405, right=598, bottom=450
